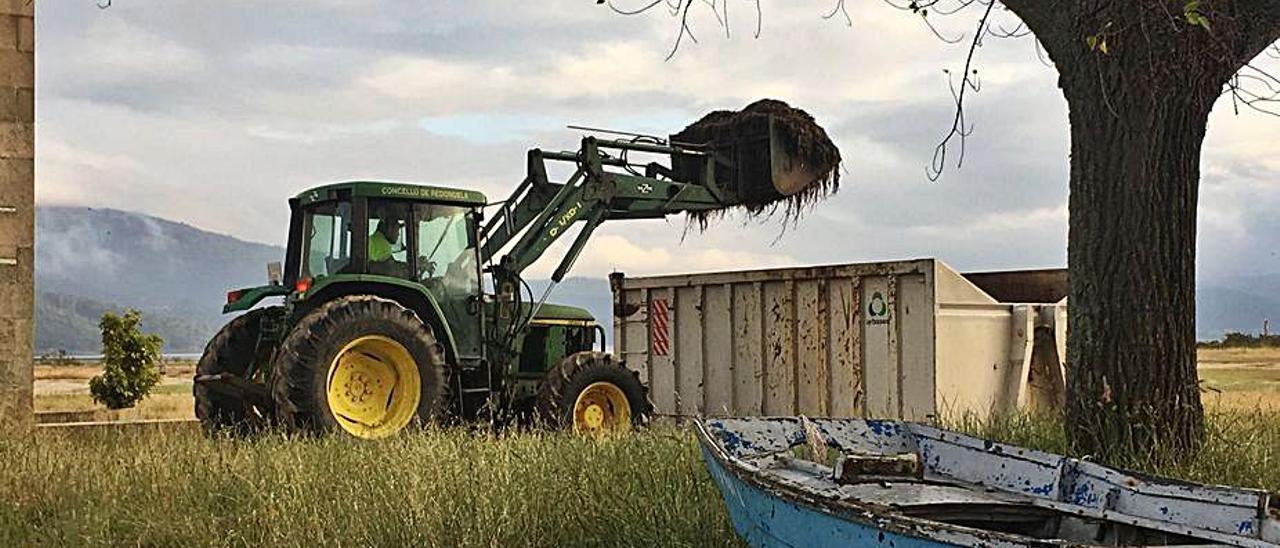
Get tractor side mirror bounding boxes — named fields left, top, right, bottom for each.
left=267, top=261, right=283, bottom=286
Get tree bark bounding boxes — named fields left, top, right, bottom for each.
left=1059, top=62, right=1217, bottom=460
left=997, top=0, right=1280, bottom=460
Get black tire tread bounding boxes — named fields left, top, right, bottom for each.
left=535, top=351, right=652, bottom=429
left=270, top=295, right=447, bottom=436
left=193, top=306, right=281, bottom=434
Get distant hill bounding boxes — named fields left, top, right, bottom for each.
left=37, top=206, right=284, bottom=317
left=32, top=206, right=1279, bottom=351
left=36, top=206, right=285, bottom=353
left=36, top=291, right=216, bottom=354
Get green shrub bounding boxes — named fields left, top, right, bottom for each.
left=88, top=310, right=164, bottom=410
left=1199, top=331, right=1280, bottom=348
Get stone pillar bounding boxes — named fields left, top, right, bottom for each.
left=0, top=0, right=32, bottom=435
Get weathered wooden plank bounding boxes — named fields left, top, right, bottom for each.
left=862, top=276, right=896, bottom=418
left=795, top=279, right=826, bottom=416
left=732, top=282, right=764, bottom=415
left=703, top=284, right=733, bottom=415
left=619, top=288, right=650, bottom=385
left=649, top=288, right=677, bottom=415
left=675, top=286, right=704, bottom=415
left=762, top=280, right=795, bottom=415
left=897, top=273, right=935, bottom=420
left=828, top=277, right=863, bottom=417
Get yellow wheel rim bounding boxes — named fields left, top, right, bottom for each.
left=326, top=335, right=420, bottom=439
left=572, top=382, right=632, bottom=435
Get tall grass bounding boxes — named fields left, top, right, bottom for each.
left=0, top=427, right=741, bottom=548
left=5, top=412, right=1279, bottom=547
left=952, top=409, right=1280, bottom=493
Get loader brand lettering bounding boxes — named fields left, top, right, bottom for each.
left=867, top=291, right=890, bottom=325
left=548, top=201, right=582, bottom=238
left=380, top=186, right=473, bottom=201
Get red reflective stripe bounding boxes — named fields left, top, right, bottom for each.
left=650, top=298, right=669, bottom=356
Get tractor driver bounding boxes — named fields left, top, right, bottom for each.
left=368, top=208, right=410, bottom=277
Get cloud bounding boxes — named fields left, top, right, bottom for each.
left=523, top=233, right=798, bottom=279
left=30, top=0, right=1280, bottom=290
left=245, top=120, right=402, bottom=145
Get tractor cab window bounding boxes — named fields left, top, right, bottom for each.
left=415, top=203, right=478, bottom=296
left=301, top=200, right=353, bottom=279
left=367, top=200, right=412, bottom=278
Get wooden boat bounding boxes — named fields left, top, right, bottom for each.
left=695, top=417, right=1280, bottom=547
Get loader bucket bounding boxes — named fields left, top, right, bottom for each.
left=669, top=99, right=840, bottom=224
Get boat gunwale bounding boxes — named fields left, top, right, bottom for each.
left=694, top=418, right=1276, bottom=548
left=693, top=419, right=1067, bottom=548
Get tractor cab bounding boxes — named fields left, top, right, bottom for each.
left=275, top=181, right=491, bottom=365
left=283, top=181, right=485, bottom=296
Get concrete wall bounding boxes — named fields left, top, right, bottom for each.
left=0, top=0, right=32, bottom=435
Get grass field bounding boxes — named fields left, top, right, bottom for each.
left=0, top=426, right=740, bottom=547
left=34, top=361, right=195, bottom=422
left=2, top=413, right=1279, bottom=547
left=31, top=348, right=1280, bottom=421
left=1197, top=347, right=1280, bottom=410
left=7, top=348, right=1278, bottom=546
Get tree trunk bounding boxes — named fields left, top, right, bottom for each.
left=1060, top=59, right=1219, bottom=461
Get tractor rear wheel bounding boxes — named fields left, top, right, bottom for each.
left=271, top=295, right=447, bottom=439
left=537, top=351, right=650, bottom=434
left=194, top=306, right=282, bottom=434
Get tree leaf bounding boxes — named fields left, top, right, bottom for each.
left=1184, top=0, right=1211, bottom=30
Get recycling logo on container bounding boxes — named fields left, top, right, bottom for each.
left=866, top=291, right=891, bottom=326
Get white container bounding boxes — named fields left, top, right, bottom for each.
left=609, top=259, right=1067, bottom=420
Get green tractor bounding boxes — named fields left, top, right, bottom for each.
left=195, top=124, right=829, bottom=438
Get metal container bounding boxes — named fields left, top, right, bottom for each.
left=609, top=259, right=1068, bottom=420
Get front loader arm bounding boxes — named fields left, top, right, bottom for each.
left=479, top=136, right=722, bottom=284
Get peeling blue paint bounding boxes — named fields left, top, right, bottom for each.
left=1025, top=482, right=1054, bottom=496
left=1071, top=483, right=1100, bottom=507
left=1238, top=520, right=1254, bottom=534
left=865, top=420, right=902, bottom=438
left=718, top=428, right=755, bottom=453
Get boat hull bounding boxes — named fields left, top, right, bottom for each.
left=696, top=417, right=1280, bottom=547
left=701, top=445, right=959, bottom=548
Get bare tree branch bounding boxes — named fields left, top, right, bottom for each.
left=665, top=0, right=699, bottom=61
left=1225, top=60, right=1280, bottom=117
left=927, top=0, right=995, bottom=181
left=823, top=0, right=852, bottom=27
left=607, top=0, right=663, bottom=16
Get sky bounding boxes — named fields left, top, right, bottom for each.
left=33, top=1, right=1280, bottom=283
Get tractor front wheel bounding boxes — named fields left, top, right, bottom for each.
left=271, top=296, right=447, bottom=439
left=537, top=351, right=650, bottom=435
left=194, top=306, right=282, bottom=435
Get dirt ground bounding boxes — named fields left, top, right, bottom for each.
left=33, top=361, right=195, bottom=421
left=1197, top=347, right=1280, bottom=411
left=29, top=349, right=1280, bottom=421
